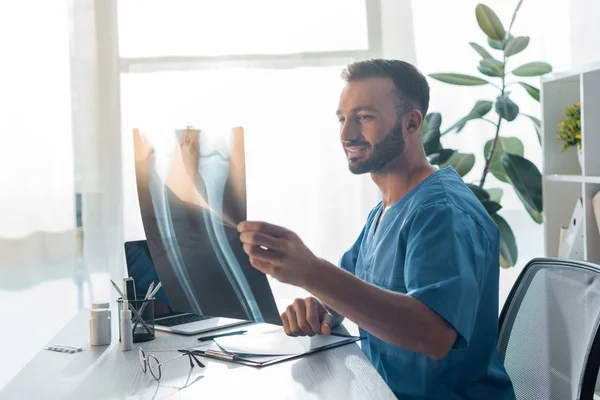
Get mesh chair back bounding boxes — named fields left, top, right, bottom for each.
left=498, top=258, right=600, bottom=400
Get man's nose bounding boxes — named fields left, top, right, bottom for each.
left=340, top=119, right=360, bottom=143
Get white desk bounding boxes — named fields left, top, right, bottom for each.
left=0, top=310, right=396, bottom=400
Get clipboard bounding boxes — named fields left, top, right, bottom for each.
left=191, top=331, right=365, bottom=367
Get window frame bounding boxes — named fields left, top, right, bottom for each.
left=115, top=0, right=383, bottom=74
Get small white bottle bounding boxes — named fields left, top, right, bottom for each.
left=90, top=308, right=111, bottom=346
left=120, top=300, right=133, bottom=351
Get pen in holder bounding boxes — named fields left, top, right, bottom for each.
left=117, top=296, right=156, bottom=343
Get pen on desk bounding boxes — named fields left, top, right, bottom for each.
left=110, top=279, right=125, bottom=298
left=145, top=282, right=155, bottom=300
left=148, top=281, right=162, bottom=299
left=197, top=329, right=247, bottom=342
left=203, top=349, right=237, bottom=361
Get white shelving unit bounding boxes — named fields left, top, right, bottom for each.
left=541, top=61, right=600, bottom=265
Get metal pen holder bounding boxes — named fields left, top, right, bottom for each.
left=117, top=296, right=156, bottom=343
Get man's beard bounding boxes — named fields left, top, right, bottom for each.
left=348, top=122, right=405, bottom=175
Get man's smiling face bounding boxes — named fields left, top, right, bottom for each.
left=336, top=76, right=406, bottom=175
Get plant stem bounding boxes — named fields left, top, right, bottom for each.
left=487, top=81, right=503, bottom=91
left=479, top=52, right=508, bottom=188
left=479, top=115, right=503, bottom=187
left=482, top=118, right=498, bottom=127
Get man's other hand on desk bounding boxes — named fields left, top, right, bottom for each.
left=281, top=297, right=334, bottom=337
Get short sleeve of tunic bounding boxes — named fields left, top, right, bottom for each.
left=404, top=202, right=491, bottom=350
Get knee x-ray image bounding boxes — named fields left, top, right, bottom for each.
left=133, top=126, right=280, bottom=325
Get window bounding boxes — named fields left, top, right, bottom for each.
left=117, top=0, right=370, bottom=57
left=118, top=1, right=383, bottom=282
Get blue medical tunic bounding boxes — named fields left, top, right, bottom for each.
left=339, top=166, right=515, bottom=400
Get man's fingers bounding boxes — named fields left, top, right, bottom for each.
left=248, top=257, right=272, bottom=275
left=293, top=299, right=315, bottom=336
left=242, top=244, right=281, bottom=264
left=321, top=313, right=334, bottom=335
left=237, top=221, right=288, bottom=238
left=285, top=306, right=300, bottom=336
left=305, top=298, right=321, bottom=335
left=239, top=231, right=284, bottom=251
left=281, top=312, right=292, bottom=336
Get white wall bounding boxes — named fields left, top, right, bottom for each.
left=570, top=0, right=600, bottom=68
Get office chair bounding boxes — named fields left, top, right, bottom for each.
left=498, top=257, right=600, bottom=400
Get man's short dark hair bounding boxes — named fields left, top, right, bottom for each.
left=341, top=59, right=430, bottom=117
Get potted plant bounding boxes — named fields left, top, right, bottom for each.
left=422, top=0, right=552, bottom=268
left=556, top=101, right=582, bottom=169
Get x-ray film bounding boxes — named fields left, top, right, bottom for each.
left=133, top=126, right=280, bottom=325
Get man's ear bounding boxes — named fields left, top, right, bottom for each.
left=405, top=109, right=424, bottom=135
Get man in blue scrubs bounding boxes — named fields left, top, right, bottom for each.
left=238, top=59, right=515, bottom=399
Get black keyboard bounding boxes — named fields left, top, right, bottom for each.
left=157, top=314, right=210, bottom=327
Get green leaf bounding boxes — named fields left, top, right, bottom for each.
left=425, top=112, right=442, bottom=130
left=429, top=73, right=489, bottom=86
left=445, top=100, right=494, bottom=133
left=423, top=136, right=442, bottom=155
left=440, top=152, right=475, bottom=177
left=484, top=137, right=524, bottom=183
left=495, top=95, right=520, bottom=121
left=467, top=183, right=490, bottom=201
left=518, top=82, right=540, bottom=102
left=501, top=153, right=543, bottom=223
left=470, top=186, right=503, bottom=214
left=488, top=38, right=504, bottom=50
left=422, top=113, right=443, bottom=155
left=470, top=42, right=493, bottom=59
left=488, top=33, right=513, bottom=50
left=428, top=149, right=456, bottom=165
left=482, top=199, right=502, bottom=215
left=511, top=62, right=553, bottom=76
left=480, top=58, right=504, bottom=74
left=472, top=100, right=494, bottom=117
left=492, top=213, right=518, bottom=268
left=476, top=4, right=506, bottom=41
left=478, top=65, right=502, bottom=78
left=508, top=0, right=524, bottom=31
left=523, top=114, right=542, bottom=144
left=486, top=188, right=504, bottom=203
left=423, top=124, right=440, bottom=144
left=421, top=119, right=429, bottom=140
left=504, top=36, right=530, bottom=57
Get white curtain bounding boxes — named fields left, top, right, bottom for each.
left=0, top=0, right=75, bottom=249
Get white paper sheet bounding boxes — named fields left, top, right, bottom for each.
left=214, top=329, right=353, bottom=356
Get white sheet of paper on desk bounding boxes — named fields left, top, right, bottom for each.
left=214, top=330, right=351, bottom=356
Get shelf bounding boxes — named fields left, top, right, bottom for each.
left=542, top=63, right=600, bottom=266
left=543, top=175, right=600, bottom=184
left=544, top=174, right=584, bottom=183
left=542, top=60, right=600, bottom=83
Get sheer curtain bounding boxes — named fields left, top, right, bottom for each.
left=0, top=0, right=78, bottom=390
left=0, top=0, right=124, bottom=389
left=0, top=1, right=75, bottom=259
